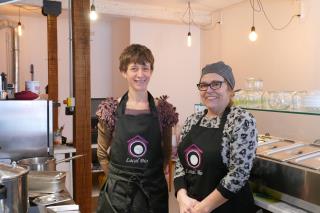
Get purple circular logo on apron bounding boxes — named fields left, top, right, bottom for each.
left=184, top=144, right=203, bottom=169
left=127, top=135, right=149, bottom=158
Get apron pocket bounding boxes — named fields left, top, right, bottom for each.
left=108, top=179, right=131, bottom=211
left=96, top=181, right=118, bottom=213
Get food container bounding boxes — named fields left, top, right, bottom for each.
left=288, top=152, right=320, bottom=170
left=261, top=144, right=320, bottom=162
left=256, top=140, right=303, bottom=155
left=25, top=80, right=40, bottom=94
left=28, top=171, right=66, bottom=193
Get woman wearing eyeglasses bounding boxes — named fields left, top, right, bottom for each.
left=174, top=61, right=258, bottom=213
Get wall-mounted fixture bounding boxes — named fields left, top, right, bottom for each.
left=186, top=1, right=192, bottom=47
left=248, top=0, right=301, bottom=41
left=89, top=0, right=98, bottom=21
left=248, top=0, right=257, bottom=42
left=17, top=6, right=22, bottom=36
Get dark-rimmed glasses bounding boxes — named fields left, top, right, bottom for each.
left=197, top=81, right=225, bottom=91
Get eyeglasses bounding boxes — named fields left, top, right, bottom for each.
left=197, top=81, right=225, bottom=91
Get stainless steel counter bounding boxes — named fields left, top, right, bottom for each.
left=251, top=156, right=320, bottom=212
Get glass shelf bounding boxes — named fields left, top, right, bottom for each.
left=243, top=107, right=320, bottom=116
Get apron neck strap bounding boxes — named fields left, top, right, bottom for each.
left=195, top=107, right=231, bottom=128
left=117, top=91, right=158, bottom=116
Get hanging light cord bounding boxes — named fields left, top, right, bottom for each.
left=18, top=6, right=21, bottom=22
left=250, top=0, right=300, bottom=31
left=188, top=1, right=191, bottom=32
left=181, top=2, right=221, bottom=31
left=252, top=0, right=254, bottom=26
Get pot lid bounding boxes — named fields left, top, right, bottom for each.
left=0, top=162, right=29, bottom=181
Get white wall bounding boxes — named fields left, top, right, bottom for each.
left=130, top=19, right=201, bottom=123
left=90, top=15, right=113, bottom=98
left=201, top=0, right=320, bottom=142
left=111, top=18, right=130, bottom=98
left=0, top=12, right=114, bottom=141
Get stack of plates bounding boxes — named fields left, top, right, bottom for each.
left=302, top=91, right=320, bottom=112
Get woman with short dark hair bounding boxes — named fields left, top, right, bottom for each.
left=96, top=44, right=178, bottom=213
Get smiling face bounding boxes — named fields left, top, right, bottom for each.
left=122, top=62, right=152, bottom=92
left=199, top=73, right=233, bottom=116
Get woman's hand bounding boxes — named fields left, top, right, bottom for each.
left=190, top=203, right=208, bottom=213
left=177, top=189, right=199, bottom=213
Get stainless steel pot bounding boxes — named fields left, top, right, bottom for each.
left=28, top=171, right=66, bottom=193
left=18, top=157, right=56, bottom=171
left=0, top=162, right=29, bottom=213
left=18, top=155, right=84, bottom=171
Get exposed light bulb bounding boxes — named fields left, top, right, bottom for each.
left=249, top=26, right=258, bottom=42
left=89, top=4, right=98, bottom=20
left=17, top=21, right=22, bottom=36
left=187, top=32, right=192, bottom=47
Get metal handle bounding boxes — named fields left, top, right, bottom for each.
left=55, top=154, right=85, bottom=165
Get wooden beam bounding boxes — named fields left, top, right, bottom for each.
left=72, top=0, right=92, bottom=212
left=47, top=15, right=58, bottom=131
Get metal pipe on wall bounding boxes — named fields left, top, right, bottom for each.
left=12, top=27, right=19, bottom=92
left=68, top=0, right=73, bottom=97
left=0, top=19, right=20, bottom=92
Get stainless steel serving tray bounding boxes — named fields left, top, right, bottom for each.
left=258, top=135, right=281, bottom=146
left=32, top=192, right=71, bottom=206
left=288, top=151, right=320, bottom=170
left=261, top=144, right=320, bottom=162
left=257, top=139, right=303, bottom=156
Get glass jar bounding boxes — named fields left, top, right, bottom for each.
left=292, top=91, right=308, bottom=110
left=268, top=91, right=293, bottom=110
left=245, top=78, right=263, bottom=91
left=233, top=90, right=247, bottom=107
left=246, top=90, right=263, bottom=108
left=261, top=91, right=270, bottom=109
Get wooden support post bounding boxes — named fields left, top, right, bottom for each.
left=47, top=15, right=58, bottom=131
left=72, top=0, right=92, bottom=212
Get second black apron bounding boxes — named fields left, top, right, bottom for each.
left=97, top=92, right=168, bottom=213
left=177, top=108, right=254, bottom=213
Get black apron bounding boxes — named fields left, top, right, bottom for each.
left=177, top=108, right=254, bottom=213
left=97, top=92, right=168, bottom=213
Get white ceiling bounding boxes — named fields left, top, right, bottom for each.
left=0, top=0, right=246, bottom=25
left=108, top=0, right=245, bottom=12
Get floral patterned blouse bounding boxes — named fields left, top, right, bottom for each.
left=174, top=106, right=258, bottom=195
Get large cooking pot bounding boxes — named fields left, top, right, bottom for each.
left=0, top=162, right=29, bottom=213
left=18, top=155, right=84, bottom=171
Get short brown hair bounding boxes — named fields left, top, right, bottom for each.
left=119, top=44, right=154, bottom=73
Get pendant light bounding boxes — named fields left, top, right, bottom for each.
left=89, top=0, right=98, bottom=21
left=17, top=6, right=22, bottom=36
left=187, top=1, right=192, bottom=47
left=248, top=0, right=258, bottom=42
